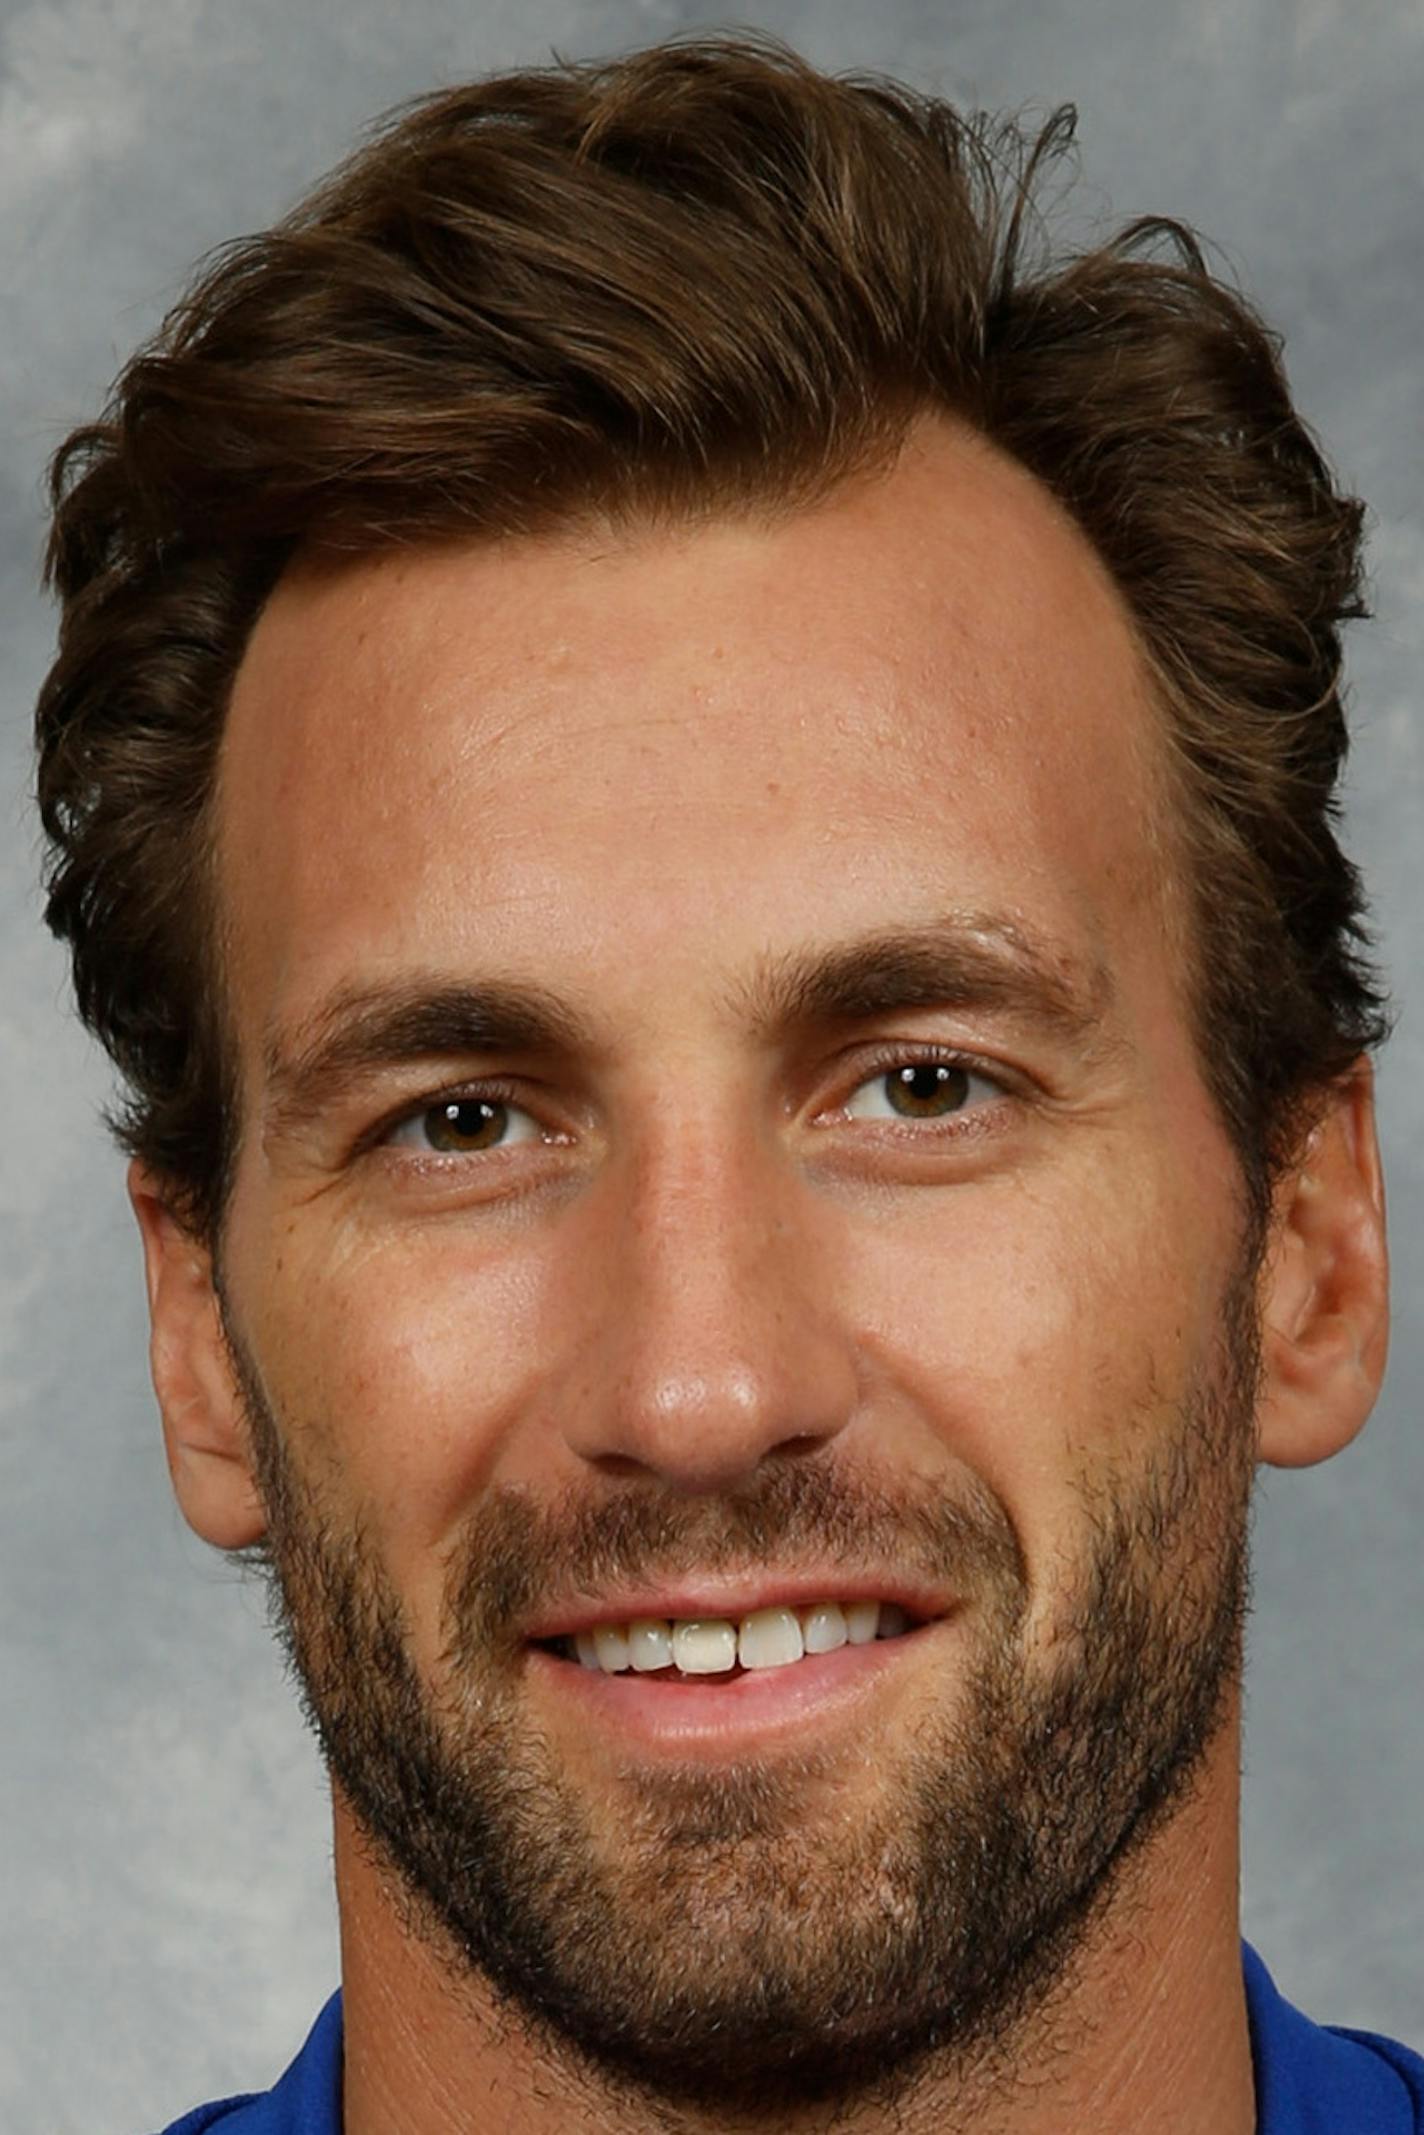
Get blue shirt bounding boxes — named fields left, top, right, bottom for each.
left=158, top=1944, right=1423, bottom=2132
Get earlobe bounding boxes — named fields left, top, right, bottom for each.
left=1255, top=1062, right=1389, bottom=1470
left=128, top=1160, right=268, bottom=1549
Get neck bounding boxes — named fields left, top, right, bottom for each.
left=336, top=1716, right=1255, bottom=2135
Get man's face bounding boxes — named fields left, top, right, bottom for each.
left=211, top=420, right=1258, bottom=2114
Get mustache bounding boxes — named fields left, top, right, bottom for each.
left=441, top=1456, right=1027, bottom=1661
left=219, top=1301, right=1029, bottom=1666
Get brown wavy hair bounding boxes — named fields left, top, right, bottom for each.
left=34, top=34, right=1386, bottom=1242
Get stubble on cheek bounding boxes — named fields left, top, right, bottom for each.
left=216, top=1230, right=1259, bottom=2121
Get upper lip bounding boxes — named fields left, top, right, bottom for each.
left=523, top=1573, right=954, bottom=1642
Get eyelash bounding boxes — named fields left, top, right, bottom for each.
left=831, top=1044, right=1010, bottom=1125
left=372, top=1079, right=550, bottom=1159
left=369, top=1045, right=1014, bottom=1164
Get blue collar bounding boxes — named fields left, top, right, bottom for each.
left=162, top=1942, right=1424, bottom=2132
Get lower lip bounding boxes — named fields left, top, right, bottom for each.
left=525, top=1623, right=945, bottom=1754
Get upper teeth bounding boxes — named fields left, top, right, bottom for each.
left=570, top=1599, right=912, bottom=1676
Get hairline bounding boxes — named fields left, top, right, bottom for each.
left=190, top=438, right=1238, bottom=1248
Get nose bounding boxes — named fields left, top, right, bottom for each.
left=559, top=1118, right=860, bottom=1494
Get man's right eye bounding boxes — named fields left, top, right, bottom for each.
left=384, top=1095, right=544, bottom=1155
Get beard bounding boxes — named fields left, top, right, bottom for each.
left=224, top=1251, right=1259, bottom=2125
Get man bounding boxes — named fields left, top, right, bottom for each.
left=33, top=34, right=1421, bottom=2135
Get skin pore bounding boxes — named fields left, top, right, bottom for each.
left=133, top=417, right=1388, bottom=2132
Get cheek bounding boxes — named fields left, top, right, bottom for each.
left=234, top=1217, right=554, bottom=1569
left=843, top=1160, right=1234, bottom=1549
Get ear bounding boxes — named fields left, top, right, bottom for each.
left=128, top=1160, right=268, bottom=1548
left=1255, top=1061, right=1389, bottom=1469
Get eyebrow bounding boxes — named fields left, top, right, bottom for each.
left=261, top=915, right=1114, bottom=1144
left=263, top=979, right=590, bottom=1142
left=735, top=915, right=1114, bottom=1050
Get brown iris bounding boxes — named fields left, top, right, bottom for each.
left=883, top=1063, right=970, bottom=1117
left=420, top=1098, right=510, bottom=1151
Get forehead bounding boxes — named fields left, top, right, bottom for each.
left=217, top=419, right=1173, bottom=1053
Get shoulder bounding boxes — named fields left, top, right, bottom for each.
left=1326, top=2025, right=1424, bottom=2122
left=151, top=1993, right=344, bottom=2135
left=157, top=2105, right=260, bottom=2135
left=1245, top=1943, right=1424, bottom=2134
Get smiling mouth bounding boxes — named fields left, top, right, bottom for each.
left=537, top=1597, right=924, bottom=1679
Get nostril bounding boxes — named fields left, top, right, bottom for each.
left=776, top=1432, right=831, bottom=1458
left=587, top=1451, right=657, bottom=1481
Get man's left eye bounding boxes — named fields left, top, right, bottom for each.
left=842, top=1060, right=1000, bottom=1122
left=385, top=1096, right=543, bottom=1154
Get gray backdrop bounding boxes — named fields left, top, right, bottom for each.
left=1, top=0, right=1420, bottom=2128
